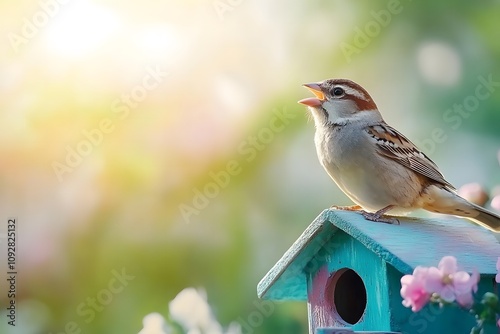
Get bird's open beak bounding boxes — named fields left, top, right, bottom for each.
left=298, top=83, right=325, bottom=107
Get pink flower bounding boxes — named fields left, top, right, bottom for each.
left=401, top=266, right=431, bottom=312
left=457, top=183, right=489, bottom=206
left=496, top=257, right=500, bottom=283
left=424, top=256, right=475, bottom=304
left=455, top=270, right=479, bottom=308
left=492, top=195, right=500, bottom=212
left=401, top=256, right=481, bottom=312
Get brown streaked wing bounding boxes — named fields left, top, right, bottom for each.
left=366, top=123, right=455, bottom=189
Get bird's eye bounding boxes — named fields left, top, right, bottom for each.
left=332, top=87, right=344, bottom=97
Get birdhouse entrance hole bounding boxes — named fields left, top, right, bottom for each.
left=327, top=268, right=367, bottom=325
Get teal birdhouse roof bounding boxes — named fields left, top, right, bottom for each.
left=257, top=209, right=500, bottom=301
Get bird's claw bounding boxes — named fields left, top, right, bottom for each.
left=360, top=210, right=400, bottom=225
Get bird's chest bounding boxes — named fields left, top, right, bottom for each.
left=314, top=126, right=386, bottom=203
left=315, top=126, right=369, bottom=172
left=313, top=125, right=421, bottom=211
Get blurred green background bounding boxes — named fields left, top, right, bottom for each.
left=1, top=0, right=500, bottom=333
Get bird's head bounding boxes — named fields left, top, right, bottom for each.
left=299, top=78, right=380, bottom=126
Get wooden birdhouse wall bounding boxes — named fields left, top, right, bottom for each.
left=306, top=230, right=393, bottom=333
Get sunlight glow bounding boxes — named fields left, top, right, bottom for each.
left=43, top=0, right=121, bottom=59
left=213, top=74, right=252, bottom=116
left=133, top=24, right=183, bottom=63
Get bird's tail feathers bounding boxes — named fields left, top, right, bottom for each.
left=466, top=203, right=500, bottom=233
left=423, top=186, right=500, bottom=232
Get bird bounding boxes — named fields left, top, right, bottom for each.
left=298, top=78, right=500, bottom=232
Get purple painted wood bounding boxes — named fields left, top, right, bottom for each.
left=307, top=265, right=336, bottom=333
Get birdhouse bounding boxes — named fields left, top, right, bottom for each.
left=257, top=209, right=500, bottom=334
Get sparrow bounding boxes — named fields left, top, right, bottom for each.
left=299, top=78, right=500, bottom=232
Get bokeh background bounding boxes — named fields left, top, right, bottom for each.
left=1, top=0, right=500, bottom=333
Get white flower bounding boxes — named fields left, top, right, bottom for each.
left=225, top=322, right=242, bottom=334
left=138, top=312, right=171, bottom=334
left=169, top=288, right=224, bottom=334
